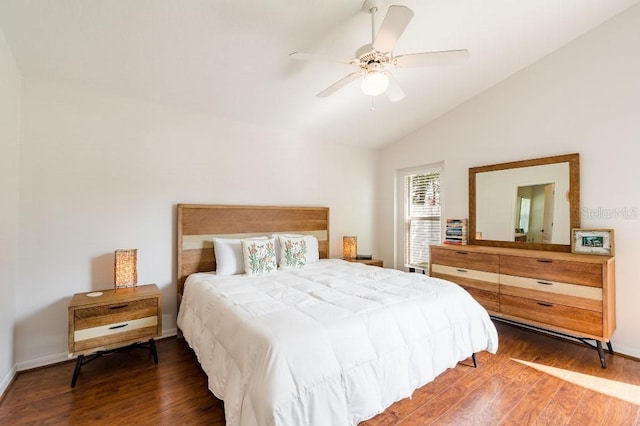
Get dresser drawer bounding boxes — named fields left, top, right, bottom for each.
left=500, top=255, right=603, bottom=287
left=500, top=274, right=602, bottom=312
left=500, top=294, right=602, bottom=337
left=461, top=286, right=499, bottom=313
left=431, top=263, right=499, bottom=312
left=431, top=264, right=499, bottom=289
left=431, top=247, right=499, bottom=273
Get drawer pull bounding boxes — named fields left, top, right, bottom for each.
left=109, top=304, right=129, bottom=310
left=537, top=302, right=553, bottom=307
left=537, top=281, right=553, bottom=286
left=108, top=323, right=129, bottom=330
left=536, top=258, right=553, bottom=263
left=456, top=268, right=468, bottom=273
left=456, top=251, right=468, bottom=255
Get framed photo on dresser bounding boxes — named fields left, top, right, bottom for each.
left=571, top=228, right=614, bottom=255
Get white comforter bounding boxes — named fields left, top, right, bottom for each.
left=177, top=259, right=498, bottom=426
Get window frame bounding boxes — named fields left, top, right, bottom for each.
left=395, top=163, right=444, bottom=271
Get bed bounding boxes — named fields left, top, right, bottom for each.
left=176, top=204, right=498, bottom=426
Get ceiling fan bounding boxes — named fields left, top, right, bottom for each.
left=290, top=0, right=469, bottom=102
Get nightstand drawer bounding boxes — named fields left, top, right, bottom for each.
left=74, top=298, right=158, bottom=330
left=74, top=316, right=158, bottom=352
left=75, top=315, right=158, bottom=341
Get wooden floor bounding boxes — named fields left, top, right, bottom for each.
left=2, top=322, right=639, bottom=425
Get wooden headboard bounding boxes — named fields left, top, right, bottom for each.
left=177, top=204, right=330, bottom=306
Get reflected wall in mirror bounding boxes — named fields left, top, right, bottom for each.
left=469, top=153, right=580, bottom=252
left=515, top=183, right=555, bottom=243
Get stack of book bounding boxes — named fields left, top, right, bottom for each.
left=444, top=218, right=468, bottom=245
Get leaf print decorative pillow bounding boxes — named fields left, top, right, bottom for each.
left=241, top=237, right=277, bottom=276
left=277, top=235, right=307, bottom=269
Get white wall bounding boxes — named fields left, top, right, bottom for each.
left=15, top=80, right=378, bottom=368
left=378, top=4, right=640, bottom=357
left=0, top=26, right=21, bottom=394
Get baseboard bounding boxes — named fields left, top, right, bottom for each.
left=15, top=327, right=179, bottom=372
left=161, top=328, right=177, bottom=338
left=612, top=343, right=640, bottom=360
left=16, top=352, right=69, bottom=372
left=493, top=317, right=640, bottom=360
left=0, top=364, right=17, bottom=400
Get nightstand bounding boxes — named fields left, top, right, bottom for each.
left=345, top=258, right=383, bottom=267
left=68, top=284, right=162, bottom=387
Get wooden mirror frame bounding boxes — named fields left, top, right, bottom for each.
left=469, top=153, right=580, bottom=252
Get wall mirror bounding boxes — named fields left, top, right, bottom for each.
left=469, top=153, right=580, bottom=252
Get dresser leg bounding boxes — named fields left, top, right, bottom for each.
left=149, top=339, right=158, bottom=364
left=71, top=355, right=84, bottom=387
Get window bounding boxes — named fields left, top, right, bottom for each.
left=517, top=197, right=531, bottom=233
left=400, top=168, right=441, bottom=271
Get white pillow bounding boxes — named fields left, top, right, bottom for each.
left=213, top=236, right=269, bottom=275
left=277, top=235, right=307, bottom=269
left=272, top=234, right=320, bottom=264
left=212, top=238, right=243, bottom=276
left=304, top=235, right=320, bottom=263
left=241, top=237, right=277, bottom=276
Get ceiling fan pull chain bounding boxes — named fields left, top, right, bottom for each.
left=371, top=96, right=375, bottom=111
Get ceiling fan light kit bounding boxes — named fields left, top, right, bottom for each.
left=361, top=68, right=389, bottom=96
left=290, top=0, right=469, bottom=104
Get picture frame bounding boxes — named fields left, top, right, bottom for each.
left=571, top=228, right=614, bottom=256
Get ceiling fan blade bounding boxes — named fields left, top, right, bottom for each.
left=385, top=74, right=405, bottom=103
left=372, top=5, right=414, bottom=53
left=289, top=52, right=353, bottom=65
left=394, top=49, right=470, bottom=67
left=316, top=71, right=364, bottom=98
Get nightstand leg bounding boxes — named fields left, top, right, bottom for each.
left=149, top=339, right=158, bottom=364
left=606, top=341, right=614, bottom=355
left=71, top=355, right=84, bottom=387
left=597, top=341, right=607, bottom=369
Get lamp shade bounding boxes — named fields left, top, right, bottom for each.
left=114, top=249, right=137, bottom=288
left=343, top=236, right=357, bottom=259
left=361, top=71, right=389, bottom=96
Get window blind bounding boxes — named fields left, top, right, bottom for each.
left=404, top=171, right=441, bottom=270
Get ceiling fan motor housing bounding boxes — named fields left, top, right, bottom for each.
left=355, top=44, right=389, bottom=66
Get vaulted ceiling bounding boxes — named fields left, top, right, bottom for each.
left=1, top=0, right=637, bottom=148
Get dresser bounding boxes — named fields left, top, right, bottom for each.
left=430, top=244, right=615, bottom=367
left=68, top=284, right=162, bottom=386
